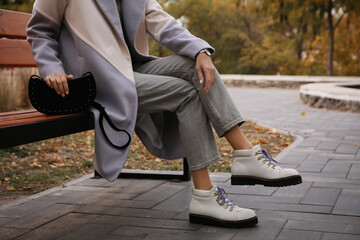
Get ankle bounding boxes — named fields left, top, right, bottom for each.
left=193, top=184, right=213, bottom=191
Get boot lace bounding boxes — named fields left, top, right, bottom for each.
left=256, top=149, right=278, bottom=167
left=214, top=187, right=236, bottom=211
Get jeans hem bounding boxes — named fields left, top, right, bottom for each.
left=217, top=117, right=246, bottom=138
left=188, top=156, right=221, bottom=171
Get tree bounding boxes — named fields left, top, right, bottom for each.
left=0, top=0, right=34, bottom=13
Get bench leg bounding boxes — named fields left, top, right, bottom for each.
left=92, top=158, right=191, bottom=181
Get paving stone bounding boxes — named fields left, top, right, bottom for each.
left=300, top=172, right=360, bottom=185
left=15, top=213, right=100, bottom=240
left=348, top=163, right=360, bottom=179
left=277, top=152, right=308, bottom=164
left=74, top=205, right=178, bottom=219
left=3, top=203, right=82, bottom=229
left=230, top=193, right=300, bottom=205
left=276, top=229, right=322, bottom=240
left=0, top=197, right=55, bottom=218
left=230, top=196, right=332, bottom=214
left=0, top=217, right=15, bottom=225
left=257, top=209, right=360, bottom=225
left=316, top=142, right=339, bottom=151
left=152, top=186, right=192, bottom=212
left=322, top=233, right=360, bottom=240
left=273, top=181, right=312, bottom=199
left=335, top=144, right=359, bottom=154
left=110, top=179, right=165, bottom=194
left=99, top=198, right=159, bottom=209
left=45, top=189, right=106, bottom=205
left=100, top=236, right=143, bottom=240
left=110, top=226, right=236, bottom=240
left=91, top=215, right=201, bottom=231
left=297, top=139, right=321, bottom=148
left=333, top=189, right=360, bottom=216
left=322, top=160, right=352, bottom=176
left=57, top=223, right=119, bottom=240
left=313, top=182, right=360, bottom=190
left=75, top=178, right=110, bottom=187
left=216, top=184, right=275, bottom=196
left=172, top=209, right=189, bottom=220
left=300, top=187, right=340, bottom=206
left=144, top=231, right=235, bottom=240
left=209, top=172, right=231, bottom=182
left=64, top=185, right=113, bottom=192
left=0, top=227, right=30, bottom=240
left=110, top=225, right=186, bottom=238
left=327, top=131, right=346, bottom=139
left=198, top=225, right=239, bottom=234
left=285, top=219, right=360, bottom=235
left=297, top=155, right=328, bottom=172
left=231, top=216, right=286, bottom=240
left=133, top=182, right=187, bottom=203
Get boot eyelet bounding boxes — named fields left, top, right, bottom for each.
left=254, top=152, right=258, bottom=156
left=272, top=166, right=276, bottom=170
left=230, top=208, right=233, bottom=212
left=266, top=164, right=270, bottom=168
left=257, top=156, right=261, bottom=161
left=261, top=161, right=266, bottom=165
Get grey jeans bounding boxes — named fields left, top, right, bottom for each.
left=133, top=55, right=245, bottom=171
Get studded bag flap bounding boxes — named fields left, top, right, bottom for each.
left=28, top=72, right=131, bottom=149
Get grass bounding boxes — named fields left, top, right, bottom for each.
left=0, top=120, right=294, bottom=203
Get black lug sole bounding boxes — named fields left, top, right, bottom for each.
left=189, top=214, right=258, bottom=228
left=231, top=175, right=302, bottom=187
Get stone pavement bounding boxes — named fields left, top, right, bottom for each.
left=0, top=88, right=359, bottom=240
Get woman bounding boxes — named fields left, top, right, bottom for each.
left=27, top=0, right=302, bottom=228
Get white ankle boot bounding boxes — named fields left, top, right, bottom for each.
left=189, top=185, right=258, bottom=228
left=231, top=145, right=302, bottom=187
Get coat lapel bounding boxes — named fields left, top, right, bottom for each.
left=95, top=0, right=125, bottom=41
left=121, top=0, right=146, bottom=44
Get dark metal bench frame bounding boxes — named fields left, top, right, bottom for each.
left=0, top=9, right=191, bottom=181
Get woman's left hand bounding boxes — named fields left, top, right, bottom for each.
left=196, top=53, right=216, bottom=93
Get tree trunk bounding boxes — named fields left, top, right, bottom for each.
left=327, top=0, right=334, bottom=76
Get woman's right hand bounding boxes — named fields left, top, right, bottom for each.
left=44, top=72, right=74, bottom=97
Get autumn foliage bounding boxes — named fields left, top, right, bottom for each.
left=152, top=0, right=360, bottom=76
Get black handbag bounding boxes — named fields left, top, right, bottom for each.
left=28, top=72, right=131, bottom=149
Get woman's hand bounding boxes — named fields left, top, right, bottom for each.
left=196, top=53, right=216, bottom=93
left=44, top=72, right=74, bottom=97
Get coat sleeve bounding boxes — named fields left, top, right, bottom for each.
left=145, top=0, right=214, bottom=60
left=26, top=0, right=68, bottom=78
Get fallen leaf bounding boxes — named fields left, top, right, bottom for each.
left=6, top=186, right=16, bottom=191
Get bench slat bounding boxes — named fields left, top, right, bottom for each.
left=0, top=38, right=36, bottom=67
left=0, top=109, right=39, bottom=117
left=0, top=9, right=31, bottom=39
left=0, top=111, right=94, bottom=149
left=0, top=112, right=82, bottom=127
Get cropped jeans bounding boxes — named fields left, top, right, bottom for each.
left=133, top=55, right=245, bottom=171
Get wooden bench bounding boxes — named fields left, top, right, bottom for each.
left=0, top=9, right=190, bottom=181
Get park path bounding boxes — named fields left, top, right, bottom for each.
left=0, top=87, right=359, bottom=240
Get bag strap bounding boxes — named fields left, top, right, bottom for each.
left=91, top=101, right=131, bottom=150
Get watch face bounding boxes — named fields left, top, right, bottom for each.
left=204, top=49, right=211, bottom=56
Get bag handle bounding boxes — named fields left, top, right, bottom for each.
left=91, top=102, right=131, bottom=150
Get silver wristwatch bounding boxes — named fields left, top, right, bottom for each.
left=197, top=48, right=212, bottom=57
